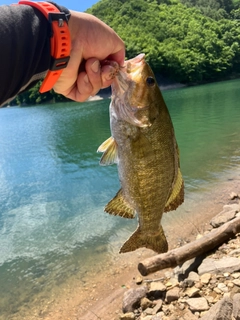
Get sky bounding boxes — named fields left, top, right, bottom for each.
left=0, top=0, right=99, bottom=12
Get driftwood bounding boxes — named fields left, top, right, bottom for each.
left=138, top=215, right=240, bottom=276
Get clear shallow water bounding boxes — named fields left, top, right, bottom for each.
left=0, top=79, right=240, bottom=318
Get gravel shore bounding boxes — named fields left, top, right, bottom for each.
left=119, top=198, right=240, bottom=320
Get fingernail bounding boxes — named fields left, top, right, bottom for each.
left=102, top=65, right=117, bottom=81
left=84, top=74, right=89, bottom=84
left=104, top=72, right=114, bottom=81
left=91, top=60, right=100, bottom=73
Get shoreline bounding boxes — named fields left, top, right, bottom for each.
left=33, top=169, right=240, bottom=320
left=87, top=82, right=186, bottom=102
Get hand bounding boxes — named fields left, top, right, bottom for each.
left=53, top=11, right=125, bottom=102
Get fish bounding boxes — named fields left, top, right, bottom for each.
left=98, top=54, right=184, bottom=254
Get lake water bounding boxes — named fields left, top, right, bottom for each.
left=0, top=79, right=240, bottom=319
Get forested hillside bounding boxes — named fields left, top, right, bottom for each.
left=181, top=0, right=239, bottom=19
left=87, top=0, right=240, bottom=83
left=13, top=0, right=240, bottom=105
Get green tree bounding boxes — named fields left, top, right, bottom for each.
left=88, top=0, right=240, bottom=83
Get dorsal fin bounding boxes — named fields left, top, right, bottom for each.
left=164, top=168, right=184, bottom=212
left=105, top=189, right=136, bottom=219
left=97, top=136, right=118, bottom=166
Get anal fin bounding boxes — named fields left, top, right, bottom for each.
left=105, top=189, right=136, bottom=219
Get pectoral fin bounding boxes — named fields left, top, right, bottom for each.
left=97, top=136, right=118, bottom=166
left=105, top=189, right=136, bottom=219
left=164, top=168, right=184, bottom=212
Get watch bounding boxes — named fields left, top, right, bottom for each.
left=18, top=1, right=71, bottom=93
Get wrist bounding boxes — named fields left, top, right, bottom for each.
left=18, top=1, right=71, bottom=93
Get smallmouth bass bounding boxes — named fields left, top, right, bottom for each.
left=98, top=54, right=184, bottom=254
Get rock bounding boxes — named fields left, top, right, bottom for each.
left=207, top=290, right=219, bottom=302
left=229, top=248, right=240, bottom=256
left=148, top=282, right=166, bottom=299
left=174, top=256, right=204, bottom=281
left=230, top=192, right=239, bottom=200
left=135, top=276, right=143, bottom=285
left=165, top=271, right=174, bottom=278
left=233, top=279, right=240, bottom=287
left=195, top=282, right=204, bottom=290
left=144, top=307, right=154, bottom=315
left=166, top=287, right=180, bottom=303
left=224, top=272, right=230, bottom=277
left=181, top=278, right=195, bottom=288
left=198, top=257, right=240, bottom=275
left=233, top=293, right=240, bottom=320
left=184, top=286, right=200, bottom=298
left=206, top=295, right=214, bottom=304
left=223, top=203, right=240, bottom=212
left=213, top=287, right=222, bottom=294
left=210, top=209, right=237, bottom=228
left=196, top=233, right=203, bottom=240
left=120, top=312, right=135, bottom=320
left=230, top=285, right=240, bottom=297
left=152, top=300, right=163, bottom=314
left=199, top=296, right=233, bottom=320
left=122, top=287, right=147, bottom=313
left=232, top=272, right=240, bottom=279
left=217, top=283, right=228, bottom=293
left=151, top=316, right=162, bottom=320
left=140, top=316, right=152, bottom=320
left=223, top=292, right=231, bottom=299
left=141, top=297, right=154, bottom=310
left=227, top=282, right=234, bottom=288
left=165, top=278, right=179, bottom=288
left=167, top=316, right=179, bottom=320
left=180, top=308, right=199, bottom=320
left=186, top=297, right=209, bottom=312
left=149, top=282, right=166, bottom=292
left=200, top=273, right=211, bottom=284
left=188, top=271, right=200, bottom=283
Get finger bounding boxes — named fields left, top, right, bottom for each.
left=66, top=71, right=93, bottom=102
left=107, top=47, right=125, bottom=67
left=85, top=58, right=102, bottom=96
left=101, top=64, right=119, bottom=89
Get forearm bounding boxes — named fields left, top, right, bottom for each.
left=0, top=4, right=50, bottom=106
left=0, top=3, right=125, bottom=106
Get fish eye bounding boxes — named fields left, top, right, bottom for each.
left=146, top=77, right=155, bottom=87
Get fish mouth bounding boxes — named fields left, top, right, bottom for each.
left=112, top=53, right=146, bottom=94
left=124, top=53, right=145, bottom=74
left=110, top=54, right=150, bottom=127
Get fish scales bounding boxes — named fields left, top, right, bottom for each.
left=98, top=54, right=184, bottom=254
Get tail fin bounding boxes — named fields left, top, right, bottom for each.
left=120, top=225, right=168, bottom=254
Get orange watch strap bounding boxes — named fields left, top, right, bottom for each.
left=18, top=1, right=71, bottom=93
